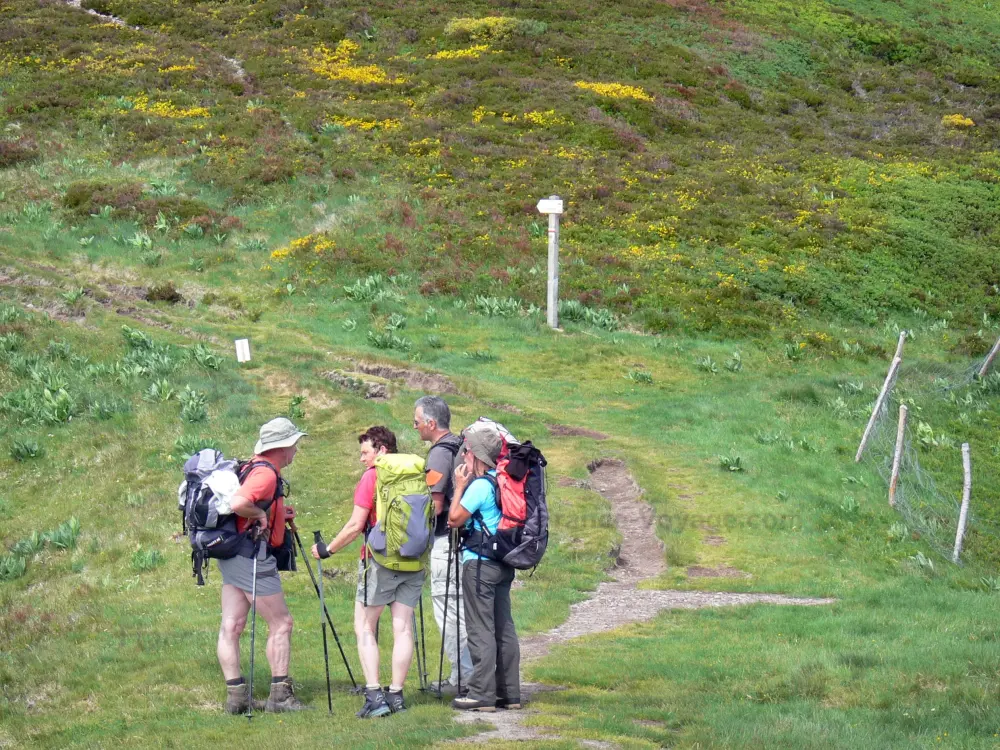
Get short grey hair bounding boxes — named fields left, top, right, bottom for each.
left=414, top=395, right=451, bottom=430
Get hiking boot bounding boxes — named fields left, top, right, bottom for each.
left=452, top=696, right=496, bottom=712
left=265, top=679, right=310, bottom=712
left=224, top=682, right=266, bottom=714
left=356, top=687, right=392, bottom=719
left=384, top=688, right=406, bottom=714
left=496, top=698, right=522, bottom=710
left=225, top=683, right=251, bottom=715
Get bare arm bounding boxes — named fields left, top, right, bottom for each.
left=230, top=494, right=267, bottom=524
left=432, top=491, right=446, bottom=518
left=448, top=466, right=473, bottom=528
left=312, top=504, right=369, bottom=558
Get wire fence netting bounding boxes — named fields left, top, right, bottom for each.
left=858, top=341, right=1000, bottom=566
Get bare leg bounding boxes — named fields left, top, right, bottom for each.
left=355, top=601, right=385, bottom=686
left=218, top=584, right=250, bottom=681
left=389, top=601, right=415, bottom=689
left=255, top=591, right=293, bottom=677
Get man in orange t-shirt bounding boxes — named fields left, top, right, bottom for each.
left=217, top=418, right=308, bottom=714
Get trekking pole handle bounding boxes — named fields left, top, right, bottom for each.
left=314, top=530, right=331, bottom=559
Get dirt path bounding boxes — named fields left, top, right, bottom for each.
left=60, top=1, right=250, bottom=88
left=63, top=0, right=137, bottom=29
left=452, top=459, right=835, bottom=745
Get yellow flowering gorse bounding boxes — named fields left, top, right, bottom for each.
left=942, top=114, right=975, bottom=128
left=524, top=109, right=572, bottom=127
left=472, top=107, right=571, bottom=128
left=271, top=234, right=336, bottom=260
left=427, top=45, right=490, bottom=61
left=307, top=40, right=405, bottom=85
left=575, top=81, right=654, bottom=102
left=125, top=94, right=210, bottom=119
left=443, top=16, right=531, bottom=43
left=326, top=115, right=401, bottom=131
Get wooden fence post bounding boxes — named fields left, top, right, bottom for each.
left=855, top=356, right=902, bottom=463
left=893, top=330, right=907, bottom=361
left=978, top=334, right=1000, bottom=379
left=953, top=443, right=972, bottom=564
left=888, top=404, right=908, bottom=507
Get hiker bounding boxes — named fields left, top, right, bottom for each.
left=448, top=422, right=521, bottom=712
left=217, top=417, right=308, bottom=714
left=312, top=426, right=425, bottom=718
left=413, top=395, right=472, bottom=694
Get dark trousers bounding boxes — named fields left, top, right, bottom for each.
left=461, top=559, right=520, bottom=703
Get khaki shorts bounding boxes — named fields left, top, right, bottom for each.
left=218, top=553, right=282, bottom=597
left=356, top=558, right=425, bottom=608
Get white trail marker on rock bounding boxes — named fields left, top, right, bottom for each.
left=235, top=338, right=251, bottom=363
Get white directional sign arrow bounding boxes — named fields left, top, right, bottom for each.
left=536, top=198, right=564, bottom=215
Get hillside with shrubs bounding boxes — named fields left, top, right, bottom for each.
left=6, top=1, right=1000, bottom=748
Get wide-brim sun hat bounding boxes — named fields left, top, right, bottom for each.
left=255, top=417, right=308, bottom=454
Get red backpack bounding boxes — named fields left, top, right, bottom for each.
left=464, top=439, right=548, bottom=571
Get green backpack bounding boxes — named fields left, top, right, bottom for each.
left=366, top=454, right=433, bottom=572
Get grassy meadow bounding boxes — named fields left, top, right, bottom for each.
left=4, top=0, right=1000, bottom=747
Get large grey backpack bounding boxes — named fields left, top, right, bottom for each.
left=178, top=450, right=280, bottom=584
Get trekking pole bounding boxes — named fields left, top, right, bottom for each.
left=412, top=611, right=423, bottom=690
left=290, top=527, right=359, bottom=691
left=436, top=531, right=453, bottom=700
left=411, top=605, right=428, bottom=691
left=418, top=596, right=429, bottom=689
left=247, top=533, right=261, bottom=721
left=313, top=531, right=334, bottom=715
left=454, top=527, right=462, bottom=697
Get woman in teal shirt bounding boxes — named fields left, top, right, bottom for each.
left=447, top=424, right=521, bottom=712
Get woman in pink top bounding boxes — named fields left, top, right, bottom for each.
left=311, top=427, right=420, bottom=718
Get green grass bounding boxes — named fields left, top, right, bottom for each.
left=7, top=0, right=1000, bottom=746
left=5, top=259, right=1000, bottom=746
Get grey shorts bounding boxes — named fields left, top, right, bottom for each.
left=218, top=554, right=283, bottom=597
left=356, top=558, right=425, bottom=608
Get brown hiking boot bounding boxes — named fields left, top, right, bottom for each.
left=265, top=679, right=311, bottom=712
left=224, top=683, right=253, bottom=715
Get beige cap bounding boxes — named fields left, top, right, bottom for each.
left=463, top=421, right=503, bottom=468
left=254, top=417, right=307, bottom=454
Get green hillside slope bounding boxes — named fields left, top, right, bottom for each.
left=5, top=0, right=1000, bottom=334
left=4, top=0, right=1000, bottom=747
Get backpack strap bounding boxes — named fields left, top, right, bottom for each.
left=468, top=475, right=499, bottom=532
left=238, top=459, right=285, bottom=507
left=428, top=438, right=462, bottom=503
left=235, top=460, right=287, bottom=550
left=468, top=475, right=499, bottom=596
left=435, top=439, right=462, bottom=458
left=191, top=549, right=207, bottom=586
left=481, top=472, right=499, bottom=499
left=363, top=528, right=370, bottom=607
